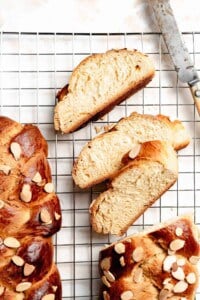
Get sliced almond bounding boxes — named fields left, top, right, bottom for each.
left=44, top=183, right=54, bottom=193
left=175, top=227, right=183, bottom=237
left=0, top=200, right=5, bottom=209
left=52, top=286, right=58, bottom=292
left=132, top=247, right=144, bottom=262
left=119, top=256, right=126, bottom=267
left=24, top=263, right=35, bottom=276
left=159, top=289, right=172, bottom=300
left=100, top=257, right=111, bottom=271
left=114, top=243, right=125, bottom=254
left=15, top=293, right=25, bottom=300
left=10, top=142, right=22, bottom=160
left=0, top=286, right=4, bottom=296
left=32, top=172, right=42, bottom=183
left=101, top=275, right=111, bottom=288
left=4, top=237, right=21, bottom=248
left=173, top=281, right=188, bottom=293
left=169, top=239, right=185, bottom=252
left=40, top=208, right=52, bottom=224
left=172, top=266, right=185, bottom=281
left=164, top=283, right=173, bottom=291
left=104, top=270, right=115, bottom=282
left=103, top=291, right=110, bottom=300
left=54, top=212, right=61, bottom=221
left=133, top=268, right=143, bottom=283
left=177, top=258, right=186, bottom=267
left=167, top=249, right=175, bottom=255
left=163, top=278, right=171, bottom=285
left=128, top=144, right=141, bottom=159
left=0, top=164, right=11, bottom=175
left=186, top=272, right=196, bottom=284
left=163, top=255, right=176, bottom=272
left=16, top=282, right=32, bottom=292
left=12, top=255, right=24, bottom=267
left=20, top=184, right=32, bottom=203
left=120, top=290, right=134, bottom=300
left=189, top=255, right=200, bottom=265
left=37, top=179, right=46, bottom=187
left=41, top=294, right=55, bottom=300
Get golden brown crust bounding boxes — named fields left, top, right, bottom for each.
left=0, top=116, right=62, bottom=299
left=99, top=216, right=200, bottom=300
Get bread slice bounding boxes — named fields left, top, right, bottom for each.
left=90, top=141, right=178, bottom=235
left=54, top=49, right=155, bottom=133
left=99, top=215, right=200, bottom=300
left=72, top=112, right=189, bottom=189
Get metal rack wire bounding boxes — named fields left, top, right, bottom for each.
left=0, top=31, right=200, bottom=299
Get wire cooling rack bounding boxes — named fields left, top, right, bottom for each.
left=0, top=31, right=200, bottom=299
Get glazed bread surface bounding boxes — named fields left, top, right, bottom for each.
left=0, top=116, right=62, bottom=300
left=54, top=49, right=155, bottom=133
left=90, top=141, right=178, bottom=235
left=72, top=112, right=190, bottom=189
left=99, top=215, right=200, bottom=300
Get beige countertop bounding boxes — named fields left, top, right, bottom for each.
left=0, top=0, right=200, bottom=33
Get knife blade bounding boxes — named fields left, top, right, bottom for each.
left=148, top=0, right=200, bottom=115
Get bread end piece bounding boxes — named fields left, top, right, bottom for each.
left=90, top=140, right=178, bottom=235
left=98, top=215, right=200, bottom=300
left=54, top=49, right=155, bottom=133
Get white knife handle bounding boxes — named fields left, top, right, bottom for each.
left=189, top=81, right=200, bottom=116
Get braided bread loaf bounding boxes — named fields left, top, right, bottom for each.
left=0, top=117, right=62, bottom=300
left=99, top=216, right=200, bottom=300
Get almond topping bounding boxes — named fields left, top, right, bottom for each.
left=100, top=257, right=111, bottom=271
left=20, top=184, right=32, bottom=203
left=44, top=182, right=54, bottom=193
left=177, top=258, right=185, bottom=267
left=12, top=255, right=24, bottom=266
left=163, top=255, right=176, bottom=272
left=41, top=294, right=55, bottom=300
left=0, top=286, right=4, bottom=296
left=164, top=283, right=173, bottom=291
left=0, top=164, right=11, bottom=175
left=4, top=237, right=21, bottom=248
left=189, top=255, right=200, bottom=265
left=103, top=291, right=110, bottom=300
left=120, top=290, right=134, bottom=300
left=15, top=293, right=25, bottom=300
left=0, top=200, right=5, bottom=209
left=32, top=172, right=42, bottom=183
left=54, top=212, right=61, bottom=221
left=10, top=142, right=22, bottom=160
left=169, top=239, right=185, bottom=251
left=175, top=227, right=183, bottom=237
left=119, top=256, right=126, bottom=267
left=159, top=289, right=172, bottom=300
left=173, top=281, right=188, bottom=293
left=172, top=266, right=185, bottom=281
left=132, top=247, right=144, bottom=262
left=40, top=208, right=52, bottom=224
left=16, top=282, right=32, bottom=292
left=52, top=286, right=58, bottom=292
left=104, top=270, right=115, bottom=282
left=101, top=275, right=111, bottom=288
left=24, top=263, right=35, bottom=276
left=163, top=278, right=171, bottom=285
left=114, top=243, right=125, bottom=254
left=186, top=272, right=196, bottom=284
left=133, top=268, right=143, bottom=283
left=167, top=249, right=175, bottom=255
left=128, top=144, right=141, bottom=159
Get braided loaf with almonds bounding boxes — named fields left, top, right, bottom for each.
left=0, top=117, right=62, bottom=300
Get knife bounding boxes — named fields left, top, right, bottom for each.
left=148, top=0, right=200, bottom=115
